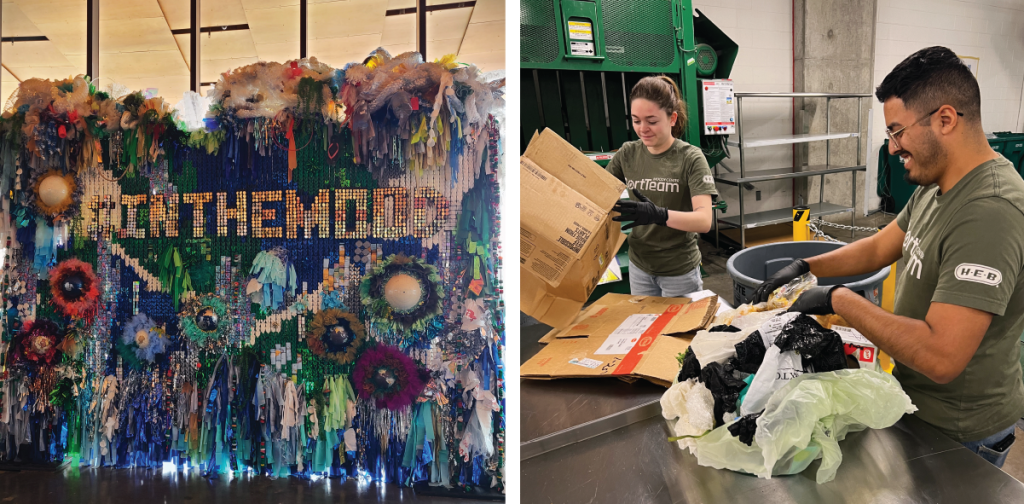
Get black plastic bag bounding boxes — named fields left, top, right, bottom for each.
left=775, top=314, right=846, bottom=373
left=677, top=347, right=702, bottom=383
left=709, top=325, right=742, bottom=333
left=728, top=411, right=762, bottom=446
left=732, top=330, right=767, bottom=374
left=701, top=361, right=750, bottom=428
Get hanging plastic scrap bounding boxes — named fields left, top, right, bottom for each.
left=249, top=247, right=298, bottom=311
left=689, top=369, right=916, bottom=484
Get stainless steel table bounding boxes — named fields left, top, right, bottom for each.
left=521, top=321, right=1024, bottom=503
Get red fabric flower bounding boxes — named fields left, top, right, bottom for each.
left=49, top=259, right=101, bottom=321
left=17, top=319, right=61, bottom=366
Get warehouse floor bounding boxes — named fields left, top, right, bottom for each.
left=522, top=211, right=1024, bottom=485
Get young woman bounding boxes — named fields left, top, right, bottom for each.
left=607, top=75, right=718, bottom=297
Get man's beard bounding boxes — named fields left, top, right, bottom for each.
left=900, top=131, right=945, bottom=187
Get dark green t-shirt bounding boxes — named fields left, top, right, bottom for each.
left=606, top=139, right=718, bottom=277
left=893, top=155, right=1024, bottom=442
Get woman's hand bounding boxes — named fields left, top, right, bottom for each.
left=612, top=189, right=669, bottom=230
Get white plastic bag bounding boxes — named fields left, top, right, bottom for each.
left=739, top=346, right=803, bottom=416
left=689, top=327, right=756, bottom=366
left=660, top=379, right=715, bottom=453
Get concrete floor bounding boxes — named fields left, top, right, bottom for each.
left=0, top=465, right=498, bottom=503
left=522, top=212, right=1024, bottom=484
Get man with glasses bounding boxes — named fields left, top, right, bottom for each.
left=753, top=46, right=1024, bottom=467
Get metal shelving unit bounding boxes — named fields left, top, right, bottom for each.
left=714, top=92, right=872, bottom=248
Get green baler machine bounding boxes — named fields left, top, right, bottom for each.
left=521, top=0, right=738, bottom=300
left=520, top=0, right=738, bottom=165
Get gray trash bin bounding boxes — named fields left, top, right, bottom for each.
left=726, top=241, right=890, bottom=307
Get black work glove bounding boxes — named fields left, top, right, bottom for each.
left=752, top=259, right=810, bottom=303
left=612, top=189, right=669, bottom=231
left=787, top=285, right=846, bottom=315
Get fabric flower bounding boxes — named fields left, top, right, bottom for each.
left=353, top=345, right=428, bottom=410
left=178, top=294, right=229, bottom=346
left=49, top=259, right=100, bottom=320
left=16, top=319, right=62, bottom=366
left=120, top=312, right=168, bottom=365
left=360, top=253, right=443, bottom=335
left=307, top=308, right=365, bottom=365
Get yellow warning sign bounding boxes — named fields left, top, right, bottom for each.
left=597, top=255, right=622, bottom=285
left=567, top=21, right=593, bottom=41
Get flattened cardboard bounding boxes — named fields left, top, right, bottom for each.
left=521, top=293, right=719, bottom=386
left=520, top=129, right=627, bottom=328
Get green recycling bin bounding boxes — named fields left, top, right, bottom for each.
left=878, top=140, right=916, bottom=214
left=988, top=135, right=1007, bottom=156
left=994, top=132, right=1024, bottom=176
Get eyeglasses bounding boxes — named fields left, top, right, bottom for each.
left=886, top=107, right=964, bottom=151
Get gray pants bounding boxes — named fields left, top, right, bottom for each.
left=629, top=264, right=704, bottom=297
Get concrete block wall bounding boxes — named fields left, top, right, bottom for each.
left=693, top=0, right=795, bottom=216
left=869, top=0, right=1024, bottom=212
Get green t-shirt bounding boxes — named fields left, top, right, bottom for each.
left=606, top=139, right=718, bottom=277
left=893, top=155, right=1024, bottom=442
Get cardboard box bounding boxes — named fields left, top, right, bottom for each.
left=521, top=129, right=626, bottom=328
left=521, top=293, right=719, bottom=387
left=832, top=325, right=882, bottom=372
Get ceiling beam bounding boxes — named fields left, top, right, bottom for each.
left=1, top=36, right=49, bottom=43
left=171, top=24, right=249, bottom=36
left=416, top=0, right=426, bottom=60
left=87, top=0, right=99, bottom=85
left=300, top=0, right=308, bottom=59
left=386, top=1, right=476, bottom=16
left=191, top=0, right=201, bottom=93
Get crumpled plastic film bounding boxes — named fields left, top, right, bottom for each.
left=174, top=91, right=212, bottom=132
left=691, top=369, right=914, bottom=483
left=755, top=369, right=916, bottom=483
left=774, top=314, right=847, bottom=373
left=700, top=362, right=749, bottom=428
left=676, top=348, right=702, bottom=383
left=767, top=272, right=818, bottom=310
left=731, top=331, right=768, bottom=374
left=739, top=346, right=803, bottom=416
left=685, top=381, right=716, bottom=434
left=661, top=379, right=715, bottom=453
left=690, top=327, right=756, bottom=366
left=730, top=308, right=786, bottom=331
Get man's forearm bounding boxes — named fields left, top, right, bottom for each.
left=806, top=236, right=890, bottom=278
left=831, top=288, right=949, bottom=383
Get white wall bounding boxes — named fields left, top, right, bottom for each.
left=694, top=0, right=796, bottom=216
left=869, top=0, right=1024, bottom=211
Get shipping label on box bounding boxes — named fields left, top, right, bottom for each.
left=522, top=294, right=719, bottom=386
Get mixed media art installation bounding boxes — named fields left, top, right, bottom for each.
left=0, top=50, right=505, bottom=493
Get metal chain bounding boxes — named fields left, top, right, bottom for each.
left=806, top=221, right=844, bottom=243
left=812, top=218, right=881, bottom=234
